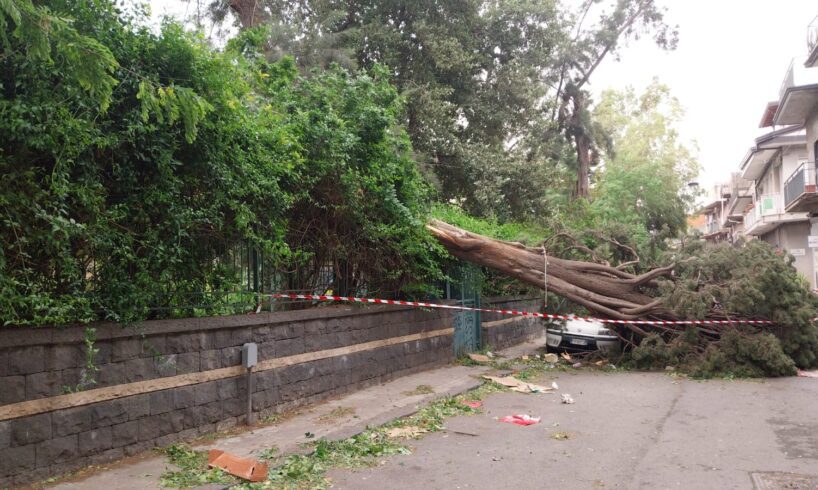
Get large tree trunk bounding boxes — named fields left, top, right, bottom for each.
left=574, top=132, right=591, bottom=199
left=571, top=92, right=591, bottom=199
left=427, top=220, right=672, bottom=324
left=229, top=0, right=267, bottom=28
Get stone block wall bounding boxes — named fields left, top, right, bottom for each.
left=0, top=296, right=543, bottom=486
left=481, top=297, right=546, bottom=350
left=0, top=304, right=455, bottom=487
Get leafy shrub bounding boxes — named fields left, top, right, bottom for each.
left=0, top=1, right=442, bottom=326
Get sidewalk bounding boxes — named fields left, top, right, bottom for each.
left=49, top=339, right=545, bottom=489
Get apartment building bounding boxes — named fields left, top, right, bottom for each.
left=709, top=16, right=818, bottom=287
left=738, top=124, right=812, bottom=285
left=700, top=183, right=731, bottom=243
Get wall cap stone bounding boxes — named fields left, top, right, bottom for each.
left=0, top=301, right=458, bottom=348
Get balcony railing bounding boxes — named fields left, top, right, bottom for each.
left=727, top=173, right=752, bottom=217
left=784, top=161, right=817, bottom=208
left=730, top=172, right=752, bottom=196
left=744, top=194, right=783, bottom=231
left=744, top=204, right=758, bottom=230
left=757, top=193, right=783, bottom=215
left=779, top=56, right=818, bottom=99
left=780, top=59, right=796, bottom=99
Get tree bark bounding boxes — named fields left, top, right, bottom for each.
left=561, top=88, right=591, bottom=199
left=426, top=220, right=672, bottom=321
left=574, top=131, right=591, bottom=199
left=229, top=0, right=267, bottom=28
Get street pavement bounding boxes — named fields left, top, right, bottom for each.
left=328, top=370, right=818, bottom=490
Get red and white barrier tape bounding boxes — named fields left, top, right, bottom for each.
left=268, top=293, right=774, bottom=326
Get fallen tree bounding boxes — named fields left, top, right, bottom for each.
left=427, top=219, right=818, bottom=374
left=427, top=219, right=670, bottom=325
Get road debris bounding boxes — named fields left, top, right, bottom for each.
left=550, top=432, right=572, bottom=440
left=207, top=449, right=268, bottom=482
left=797, top=369, right=818, bottom=378
left=500, top=414, right=541, bottom=426
left=522, top=354, right=530, bottom=360
left=551, top=381, right=559, bottom=390
left=561, top=394, right=575, bottom=404
left=482, top=375, right=555, bottom=394
left=543, top=353, right=559, bottom=363
left=483, top=375, right=520, bottom=388
left=561, top=352, right=573, bottom=361
left=386, top=426, right=428, bottom=439
left=462, top=400, right=483, bottom=408
left=572, top=362, right=582, bottom=368
left=468, top=353, right=491, bottom=363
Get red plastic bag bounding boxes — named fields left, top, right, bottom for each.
left=499, top=414, right=540, bottom=426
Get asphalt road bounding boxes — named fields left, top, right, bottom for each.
left=327, top=371, right=818, bottom=490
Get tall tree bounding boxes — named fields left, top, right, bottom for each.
left=554, top=0, right=678, bottom=199
left=214, top=0, right=569, bottom=220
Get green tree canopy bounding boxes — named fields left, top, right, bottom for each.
left=217, top=0, right=572, bottom=221
left=591, top=81, right=699, bottom=248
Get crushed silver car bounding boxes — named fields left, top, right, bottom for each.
left=546, top=319, right=621, bottom=354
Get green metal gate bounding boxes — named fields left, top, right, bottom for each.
left=447, top=262, right=481, bottom=357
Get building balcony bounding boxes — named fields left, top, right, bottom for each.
left=807, top=15, right=818, bottom=68
left=727, top=173, right=753, bottom=220
left=702, top=220, right=729, bottom=242
left=744, top=193, right=809, bottom=236
left=784, top=161, right=818, bottom=212
left=774, top=57, right=818, bottom=125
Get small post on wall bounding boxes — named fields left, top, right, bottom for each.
left=242, top=343, right=258, bottom=425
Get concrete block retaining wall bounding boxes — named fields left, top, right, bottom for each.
left=0, top=296, right=540, bottom=486
left=481, top=297, right=546, bottom=350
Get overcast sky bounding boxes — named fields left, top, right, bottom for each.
left=149, top=0, right=818, bottom=188
left=591, top=0, right=818, bottom=189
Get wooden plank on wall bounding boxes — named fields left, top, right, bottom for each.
left=0, top=327, right=453, bottom=421
left=482, top=317, right=528, bottom=328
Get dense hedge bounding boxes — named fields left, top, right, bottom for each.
left=0, top=1, right=441, bottom=326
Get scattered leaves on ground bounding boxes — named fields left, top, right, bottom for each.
left=158, top=356, right=559, bottom=489
left=258, top=447, right=279, bottom=461
left=230, top=382, right=502, bottom=488
left=159, top=445, right=236, bottom=488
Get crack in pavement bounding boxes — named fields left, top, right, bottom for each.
left=626, top=377, right=686, bottom=488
